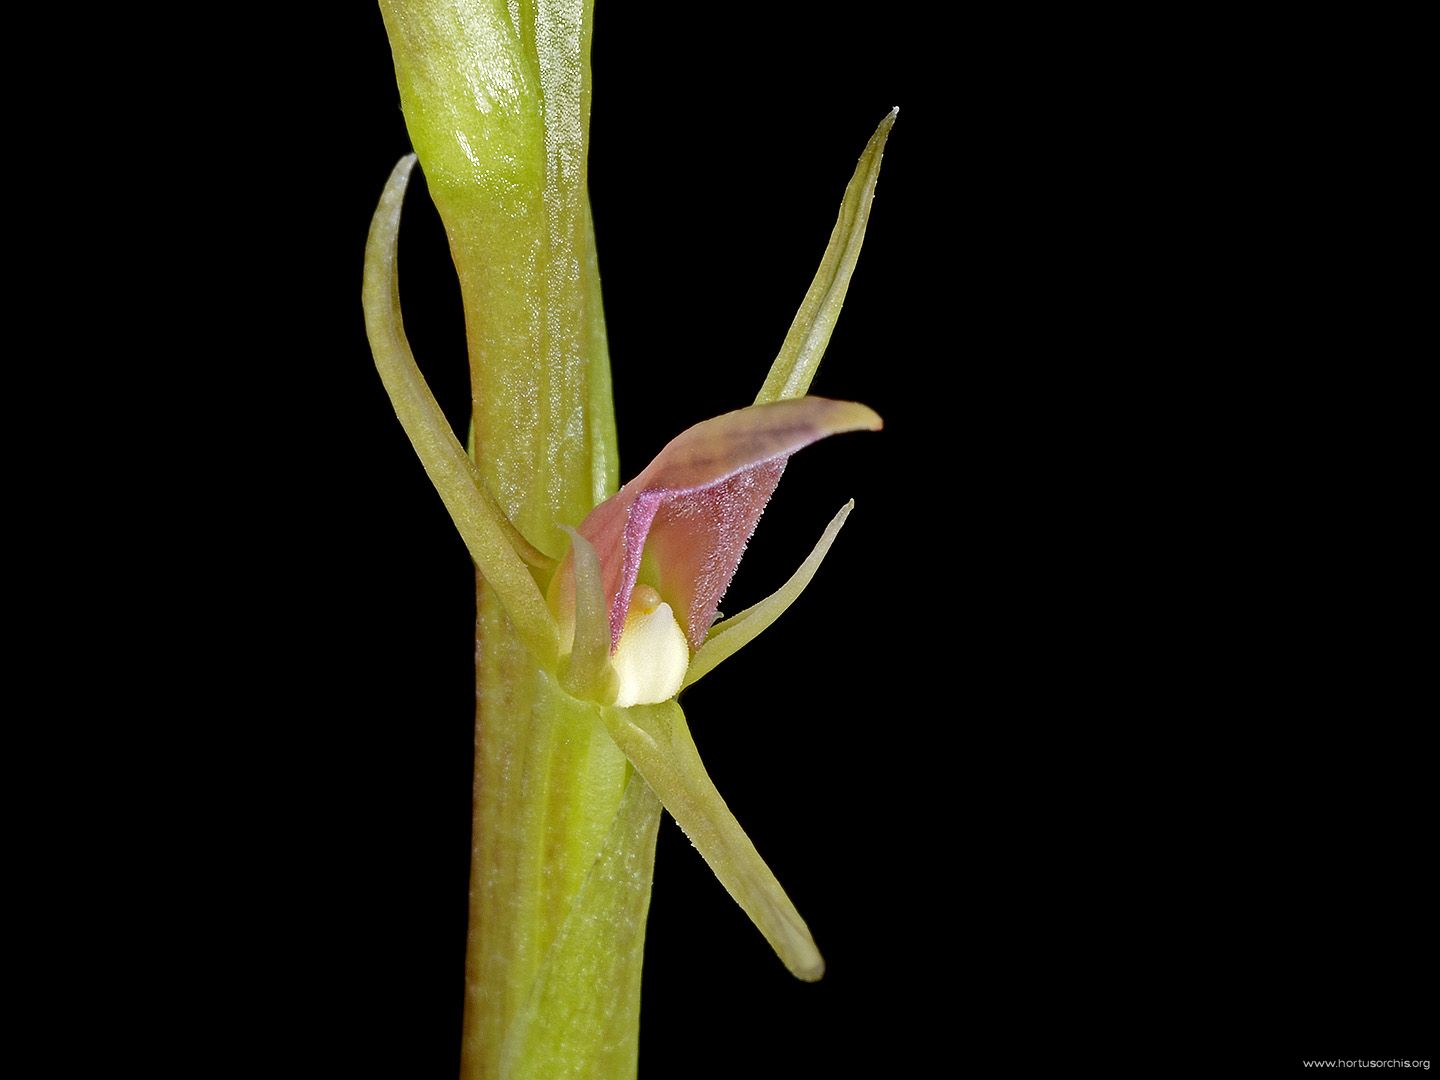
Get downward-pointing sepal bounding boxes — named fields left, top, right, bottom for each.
left=600, top=699, right=825, bottom=981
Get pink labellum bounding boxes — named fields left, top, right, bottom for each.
left=574, top=397, right=881, bottom=649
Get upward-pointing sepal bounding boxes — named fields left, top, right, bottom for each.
left=362, top=154, right=560, bottom=668
left=684, top=498, right=857, bottom=689
left=756, top=108, right=897, bottom=406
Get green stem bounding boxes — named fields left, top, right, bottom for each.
left=378, top=0, right=615, bottom=553
left=376, top=4, right=637, bottom=1077
left=464, top=584, right=642, bottom=1077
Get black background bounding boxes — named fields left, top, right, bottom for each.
left=162, top=5, right=1430, bottom=1076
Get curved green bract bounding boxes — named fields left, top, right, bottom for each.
left=362, top=155, right=560, bottom=668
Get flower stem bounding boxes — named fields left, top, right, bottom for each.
left=375, top=4, right=642, bottom=1076
left=378, top=0, right=616, bottom=554
left=464, top=583, right=649, bottom=1077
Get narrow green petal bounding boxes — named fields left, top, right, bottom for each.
left=500, top=769, right=662, bottom=1080
left=558, top=528, right=617, bottom=704
left=363, top=154, right=560, bottom=668
left=601, top=700, right=824, bottom=981
left=683, top=499, right=855, bottom=689
left=755, top=109, right=896, bottom=405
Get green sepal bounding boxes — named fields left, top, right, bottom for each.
left=601, top=700, right=824, bottom=981
left=756, top=109, right=896, bottom=404
left=685, top=499, right=855, bottom=688
left=362, top=154, right=560, bottom=668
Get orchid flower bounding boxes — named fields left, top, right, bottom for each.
left=550, top=396, right=882, bottom=707
left=366, top=4, right=893, bottom=1076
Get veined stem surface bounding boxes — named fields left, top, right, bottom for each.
left=466, top=580, right=653, bottom=1078
left=376, top=4, right=641, bottom=1076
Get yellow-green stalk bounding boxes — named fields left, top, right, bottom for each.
left=377, top=4, right=628, bottom=1075
left=365, top=4, right=894, bottom=1076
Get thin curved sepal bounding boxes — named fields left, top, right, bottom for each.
left=756, top=109, right=896, bottom=405
left=601, top=700, right=824, bottom=981
left=362, top=154, right=560, bottom=667
left=558, top=528, right=617, bottom=704
left=684, top=499, right=855, bottom=689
